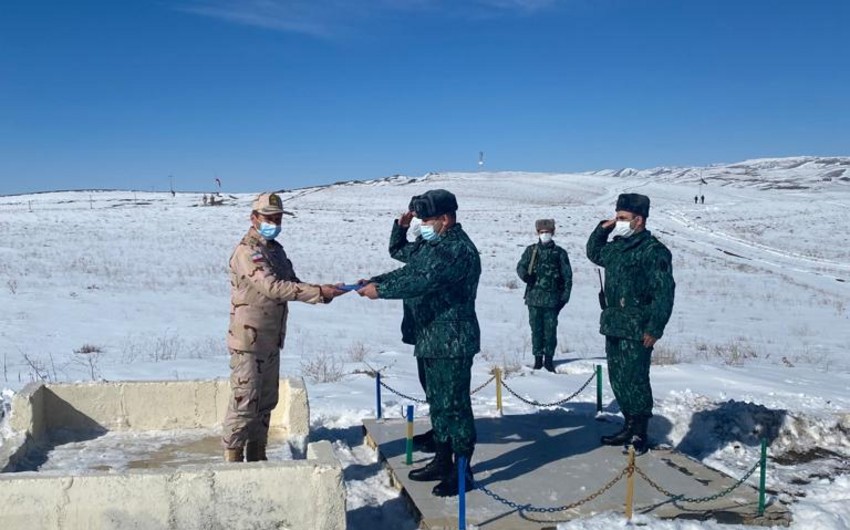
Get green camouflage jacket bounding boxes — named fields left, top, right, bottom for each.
left=370, top=220, right=425, bottom=345
left=374, top=224, right=481, bottom=358
left=586, top=223, right=675, bottom=341
left=516, top=241, right=573, bottom=309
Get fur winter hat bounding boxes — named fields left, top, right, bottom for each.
left=535, top=219, right=555, bottom=232
left=616, top=193, right=650, bottom=218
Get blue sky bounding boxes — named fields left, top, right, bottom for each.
left=1, top=0, right=848, bottom=194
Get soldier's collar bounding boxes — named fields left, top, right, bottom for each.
left=245, top=226, right=272, bottom=247
left=620, top=229, right=651, bottom=248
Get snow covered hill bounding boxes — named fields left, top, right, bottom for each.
left=1, top=157, right=849, bottom=529
left=587, top=156, right=850, bottom=191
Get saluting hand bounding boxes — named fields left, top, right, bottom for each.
left=357, top=283, right=379, bottom=300
left=399, top=210, right=415, bottom=228
left=601, top=217, right=617, bottom=229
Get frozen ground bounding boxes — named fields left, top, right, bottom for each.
left=23, top=428, right=296, bottom=474
left=1, top=157, right=849, bottom=528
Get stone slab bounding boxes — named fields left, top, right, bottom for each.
left=364, top=413, right=791, bottom=529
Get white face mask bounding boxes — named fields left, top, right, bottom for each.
left=409, top=218, right=422, bottom=239
left=610, top=220, right=635, bottom=239
left=539, top=232, right=553, bottom=244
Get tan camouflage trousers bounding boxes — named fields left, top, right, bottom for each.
left=222, top=348, right=280, bottom=449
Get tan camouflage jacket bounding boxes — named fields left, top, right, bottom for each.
left=227, top=227, right=324, bottom=352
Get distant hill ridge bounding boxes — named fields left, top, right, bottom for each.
left=586, top=156, right=850, bottom=190
left=4, top=156, right=848, bottom=198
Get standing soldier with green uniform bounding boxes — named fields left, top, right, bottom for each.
left=586, top=193, right=675, bottom=454
left=224, top=192, right=343, bottom=463
left=358, top=189, right=481, bottom=497
left=516, top=219, right=573, bottom=372
left=367, top=200, right=436, bottom=452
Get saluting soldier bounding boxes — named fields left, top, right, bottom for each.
left=586, top=193, right=675, bottom=454
left=516, top=219, right=573, bottom=372
left=358, top=189, right=481, bottom=497
left=367, top=198, right=436, bottom=452
left=223, top=192, right=343, bottom=462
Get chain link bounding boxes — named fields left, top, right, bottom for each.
left=378, top=374, right=496, bottom=404
left=476, top=464, right=631, bottom=513
left=470, top=374, right=496, bottom=395
left=500, top=371, right=596, bottom=408
left=475, top=457, right=760, bottom=514
left=378, top=379, right=428, bottom=404
left=634, top=460, right=761, bottom=503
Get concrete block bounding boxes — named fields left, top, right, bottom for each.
left=0, top=378, right=343, bottom=530
left=9, top=383, right=47, bottom=439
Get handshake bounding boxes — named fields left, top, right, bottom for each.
left=318, top=280, right=380, bottom=302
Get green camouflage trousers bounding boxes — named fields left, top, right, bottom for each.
left=423, top=356, right=476, bottom=457
left=605, top=337, right=653, bottom=416
left=529, top=306, right=559, bottom=358
left=222, top=348, right=280, bottom=449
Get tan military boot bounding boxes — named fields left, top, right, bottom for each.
left=224, top=447, right=244, bottom=463
left=245, top=441, right=267, bottom=462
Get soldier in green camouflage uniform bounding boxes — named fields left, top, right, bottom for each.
left=516, top=219, right=573, bottom=372
left=358, top=189, right=480, bottom=497
left=586, top=193, right=675, bottom=454
left=368, top=203, right=436, bottom=451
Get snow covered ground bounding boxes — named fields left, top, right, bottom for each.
left=1, top=157, right=849, bottom=529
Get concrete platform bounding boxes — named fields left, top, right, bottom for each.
left=0, top=379, right=345, bottom=530
left=364, top=413, right=791, bottom=529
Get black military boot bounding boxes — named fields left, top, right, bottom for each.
left=627, top=415, right=650, bottom=455
left=533, top=356, right=544, bottom=370
left=245, top=441, right=267, bottom=462
left=408, top=441, right=452, bottom=482
left=600, top=414, right=633, bottom=446
left=543, top=356, right=555, bottom=373
left=412, top=429, right=436, bottom=453
left=432, top=455, right=475, bottom=497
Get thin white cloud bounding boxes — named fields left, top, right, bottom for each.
left=175, top=0, right=566, bottom=36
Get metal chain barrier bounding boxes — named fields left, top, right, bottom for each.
left=378, top=379, right=428, bottom=404
left=378, top=373, right=496, bottom=404
left=500, top=371, right=596, bottom=408
left=470, top=374, right=496, bottom=395
left=634, top=460, right=761, bottom=503
left=476, top=463, right=632, bottom=513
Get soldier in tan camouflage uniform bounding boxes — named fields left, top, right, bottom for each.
left=223, top=192, right=343, bottom=462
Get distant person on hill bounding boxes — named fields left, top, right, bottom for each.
left=203, top=194, right=208, bottom=206
left=586, top=193, right=675, bottom=455
left=365, top=197, right=435, bottom=451
left=694, top=195, right=698, bottom=204
left=222, top=192, right=344, bottom=463
left=516, top=219, right=572, bottom=372
left=358, top=189, right=481, bottom=497
left=700, top=195, right=705, bottom=204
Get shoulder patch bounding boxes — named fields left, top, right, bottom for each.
left=251, top=251, right=266, bottom=263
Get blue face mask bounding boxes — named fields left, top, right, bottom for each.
left=258, top=222, right=281, bottom=240
left=420, top=224, right=439, bottom=241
